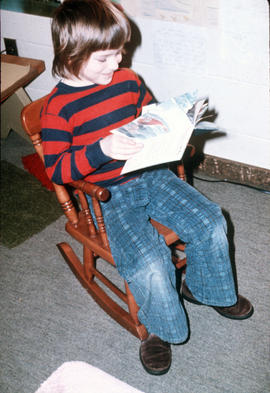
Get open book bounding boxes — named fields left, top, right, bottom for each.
left=111, top=92, right=216, bottom=175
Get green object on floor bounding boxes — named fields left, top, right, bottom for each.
left=0, top=160, right=63, bottom=248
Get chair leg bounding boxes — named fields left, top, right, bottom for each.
left=174, top=243, right=187, bottom=270
left=125, top=282, right=148, bottom=340
left=57, top=242, right=148, bottom=340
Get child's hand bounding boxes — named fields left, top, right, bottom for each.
left=100, top=134, right=143, bottom=160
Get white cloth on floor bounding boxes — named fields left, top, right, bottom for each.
left=35, top=361, right=144, bottom=393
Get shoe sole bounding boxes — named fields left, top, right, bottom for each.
left=139, top=351, right=171, bottom=376
left=182, top=292, right=254, bottom=320
left=213, top=305, right=254, bottom=320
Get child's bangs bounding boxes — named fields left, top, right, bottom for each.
left=91, top=18, right=130, bottom=51
left=104, top=22, right=130, bottom=49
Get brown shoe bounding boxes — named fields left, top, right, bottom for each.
left=139, top=334, right=171, bottom=375
left=181, top=280, right=253, bottom=320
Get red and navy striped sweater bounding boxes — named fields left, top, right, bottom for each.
left=41, top=68, right=154, bottom=187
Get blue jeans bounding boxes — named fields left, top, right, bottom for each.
left=87, top=168, right=237, bottom=343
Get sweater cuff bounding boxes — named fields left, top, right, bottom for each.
left=85, top=140, right=111, bottom=168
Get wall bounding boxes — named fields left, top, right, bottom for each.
left=1, top=10, right=56, bottom=99
left=1, top=0, right=269, bottom=170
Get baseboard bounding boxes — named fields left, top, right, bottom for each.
left=196, top=154, right=270, bottom=191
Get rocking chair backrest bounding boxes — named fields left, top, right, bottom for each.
left=21, top=95, right=111, bottom=248
left=21, top=95, right=48, bottom=161
left=21, top=96, right=81, bottom=227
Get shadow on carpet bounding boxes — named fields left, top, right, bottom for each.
left=0, top=160, right=63, bottom=248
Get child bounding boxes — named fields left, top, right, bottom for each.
left=41, top=0, right=253, bottom=375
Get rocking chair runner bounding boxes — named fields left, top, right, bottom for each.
left=21, top=95, right=193, bottom=340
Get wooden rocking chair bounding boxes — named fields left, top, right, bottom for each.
left=21, top=95, right=192, bottom=340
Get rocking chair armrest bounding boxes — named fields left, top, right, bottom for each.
left=69, top=180, right=110, bottom=202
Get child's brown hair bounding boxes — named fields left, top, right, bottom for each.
left=51, top=0, right=131, bottom=78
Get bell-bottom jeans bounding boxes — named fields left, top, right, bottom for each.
left=87, top=168, right=237, bottom=343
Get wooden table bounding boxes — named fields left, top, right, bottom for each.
left=1, top=54, right=45, bottom=141
left=1, top=54, right=45, bottom=102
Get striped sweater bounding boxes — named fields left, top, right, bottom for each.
left=41, top=68, right=154, bottom=187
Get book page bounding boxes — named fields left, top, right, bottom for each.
left=120, top=109, right=193, bottom=174
left=111, top=95, right=203, bottom=174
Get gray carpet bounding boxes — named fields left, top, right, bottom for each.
left=1, top=132, right=269, bottom=393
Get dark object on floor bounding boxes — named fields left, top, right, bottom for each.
left=0, top=160, right=63, bottom=248
left=181, top=280, right=254, bottom=320
left=139, top=334, right=172, bottom=375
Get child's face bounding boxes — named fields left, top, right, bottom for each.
left=78, top=48, right=123, bottom=85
